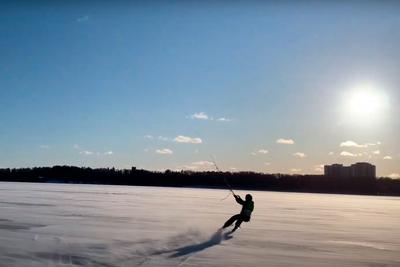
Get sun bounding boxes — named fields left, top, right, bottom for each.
left=345, top=85, right=388, bottom=120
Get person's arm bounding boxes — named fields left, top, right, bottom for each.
left=234, top=195, right=245, bottom=205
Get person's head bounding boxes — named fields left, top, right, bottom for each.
left=245, top=194, right=252, bottom=201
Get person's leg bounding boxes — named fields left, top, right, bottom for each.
left=223, top=214, right=241, bottom=228
left=231, top=217, right=244, bottom=232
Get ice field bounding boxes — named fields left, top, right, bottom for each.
left=0, top=182, right=399, bottom=267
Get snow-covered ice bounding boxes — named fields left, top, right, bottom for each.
left=0, top=182, right=399, bottom=267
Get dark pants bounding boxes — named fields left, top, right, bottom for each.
left=223, top=214, right=249, bottom=229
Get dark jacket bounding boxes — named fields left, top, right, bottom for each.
left=234, top=195, right=254, bottom=220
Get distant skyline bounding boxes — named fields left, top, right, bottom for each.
left=1, top=2, right=399, bottom=177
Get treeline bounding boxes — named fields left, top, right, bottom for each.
left=0, top=166, right=399, bottom=196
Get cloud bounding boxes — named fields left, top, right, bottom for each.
left=174, top=135, right=202, bottom=144
left=340, top=141, right=381, bottom=148
left=156, top=148, right=173, bottom=155
left=264, top=162, right=271, bottom=166
left=80, top=150, right=94, bottom=155
left=73, top=144, right=81, bottom=150
left=190, top=112, right=209, bottom=120
left=192, top=161, right=214, bottom=166
left=177, top=160, right=215, bottom=171
left=314, top=164, right=324, bottom=172
left=190, top=112, right=232, bottom=122
left=328, top=152, right=334, bottom=156
left=103, top=151, right=114, bottom=155
left=388, top=173, right=400, bottom=179
left=293, top=152, right=306, bottom=158
left=340, top=141, right=367, bottom=148
left=217, top=117, right=233, bottom=122
left=158, top=136, right=169, bottom=141
left=144, top=135, right=154, bottom=140
left=340, top=151, right=358, bottom=157
left=289, top=168, right=302, bottom=173
left=77, top=15, right=89, bottom=22
left=258, top=149, right=269, bottom=154
left=373, top=150, right=380, bottom=155
left=276, top=138, right=294, bottom=145
left=383, top=156, right=392, bottom=160
left=40, top=145, right=50, bottom=149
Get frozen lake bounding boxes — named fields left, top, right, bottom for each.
left=0, top=182, right=399, bottom=267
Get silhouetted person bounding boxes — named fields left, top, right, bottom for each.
left=222, top=194, right=254, bottom=233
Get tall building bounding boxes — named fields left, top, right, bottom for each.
left=324, top=162, right=376, bottom=178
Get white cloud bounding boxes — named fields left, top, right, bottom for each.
left=290, top=168, right=302, bottom=173
left=250, top=152, right=257, bottom=156
left=80, top=150, right=94, bottom=155
left=191, top=112, right=209, bottom=120
left=373, top=150, right=380, bottom=155
left=144, top=135, right=154, bottom=140
left=340, top=141, right=367, bottom=148
left=328, top=152, right=334, bottom=156
left=156, top=148, right=173, bottom=155
left=340, top=151, right=358, bottom=157
left=264, top=162, right=271, bottom=166
left=103, top=151, right=114, bottom=155
left=340, top=141, right=381, bottom=148
left=40, top=145, right=50, bottom=149
left=383, top=156, right=392, bottom=160
left=73, top=144, right=81, bottom=150
left=314, top=164, right=324, bottom=172
left=217, top=117, right=232, bottom=122
left=293, top=152, right=306, bottom=158
left=277, top=138, right=294, bottom=145
left=174, top=135, right=202, bottom=144
left=258, top=149, right=269, bottom=154
left=388, top=173, right=400, bottom=179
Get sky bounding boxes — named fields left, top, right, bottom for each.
left=1, top=1, right=399, bottom=177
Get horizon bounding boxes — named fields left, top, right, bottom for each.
left=1, top=2, right=399, bottom=178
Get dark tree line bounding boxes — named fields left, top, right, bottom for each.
left=0, top=166, right=399, bottom=196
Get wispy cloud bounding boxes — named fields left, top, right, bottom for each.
left=73, top=144, right=81, bottom=150
left=177, top=160, right=215, bottom=171
left=314, top=164, right=324, bottom=172
left=189, top=112, right=233, bottom=122
left=264, top=162, right=271, bottom=166
left=40, top=145, right=50, bottom=149
left=340, top=141, right=381, bottom=148
left=258, top=149, right=269, bottom=154
left=174, top=135, right=202, bottom=144
left=388, top=173, right=400, bottom=179
left=328, top=152, right=334, bottom=156
left=217, top=117, right=233, bottom=122
left=373, top=150, right=380, bottom=155
left=293, top=152, right=306, bottom=158
left=289, top=168, right=302, bottom=173
left=383, top=156, right=392, bottom=160
left=340, top=151, right=358, bottom=157
left=80, top=150, right=94, bottom=155
left=144, top=135, right=154, bottom=140
left=103, top=151, right=113, bottom=155
left=156, top=148, right=173, bottom=155
left=191, top=112, right=209, bottom=120
left=277, top=138, right=294, bottom=145
left=192, top=161, right=214, bottom=167
left=76, top=15, right=89, bottom=23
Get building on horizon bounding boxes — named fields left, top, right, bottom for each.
left=324, top=162, right=376, bottom=178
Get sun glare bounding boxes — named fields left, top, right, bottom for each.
left=344, top=85, right=388, bottom=121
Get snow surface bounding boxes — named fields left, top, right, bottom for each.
left=0, top=182, right=399, bottom=267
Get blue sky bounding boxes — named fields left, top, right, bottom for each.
left=1, top=1, right=399, bottom=177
